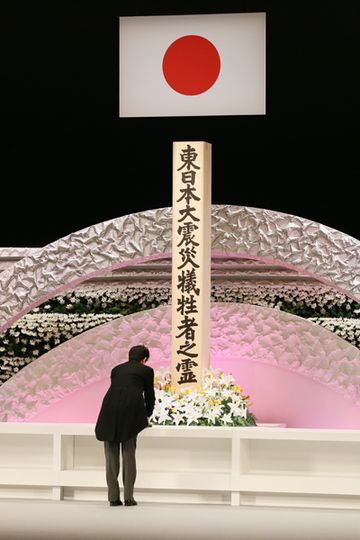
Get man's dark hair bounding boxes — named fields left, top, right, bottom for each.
left=129, top=345, right=150, bottom=362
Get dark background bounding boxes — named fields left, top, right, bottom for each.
left=1, top=1, right=359, bottom=246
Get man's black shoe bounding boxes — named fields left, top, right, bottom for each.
left=124, top=498, right=137, bottom=506
left=109, top=500, right=123, bottom=506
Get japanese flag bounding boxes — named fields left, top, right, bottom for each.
left=119, top=12, right=266, bottom=117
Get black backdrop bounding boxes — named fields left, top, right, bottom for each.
left=1, top=1, right=359, bottom=246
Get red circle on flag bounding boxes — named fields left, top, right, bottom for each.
left=162, top=35, right=221, bottom=96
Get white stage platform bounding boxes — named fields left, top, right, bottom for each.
left=1, top=423, right=360, bottom=510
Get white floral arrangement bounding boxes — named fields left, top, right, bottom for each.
left=152, top=367, right=256, bottom=427
left=45, top=283, right=358, bottom=317
left=308, top=317, right=360, bottom=348
left=0, top=284, right=359, bottom=385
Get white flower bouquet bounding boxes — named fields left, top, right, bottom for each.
left=152, top=367, right=256, bottom=427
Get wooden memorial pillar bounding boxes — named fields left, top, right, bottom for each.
left=171, top=141, right=212, bottom=390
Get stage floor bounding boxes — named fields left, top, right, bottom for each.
left=1, top=499, right=359, bottom=540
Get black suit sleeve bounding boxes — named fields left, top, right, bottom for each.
left=144, top=367, right=155, bottom=417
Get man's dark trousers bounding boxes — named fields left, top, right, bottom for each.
left=104, top=437, right=137, bottom=502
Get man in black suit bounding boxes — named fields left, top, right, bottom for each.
left=95, top=344, right=155, bottom=507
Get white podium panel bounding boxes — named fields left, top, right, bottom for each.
left=0, top=423, right=360, bottom=509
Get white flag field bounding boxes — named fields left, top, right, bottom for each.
left=119, top=12, right=266, bottom=117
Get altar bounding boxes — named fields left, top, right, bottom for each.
left=1, top=422, right=360, bottom=509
